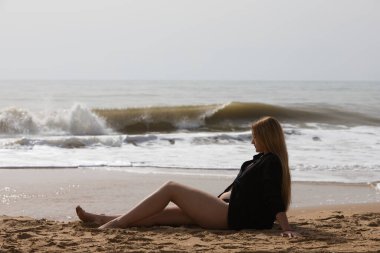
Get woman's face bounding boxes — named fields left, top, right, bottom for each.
left=251, top=131, right=266, bottom=153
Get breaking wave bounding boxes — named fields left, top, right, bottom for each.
left=0, top=104, right=111, bottom=136
left=1, top=102, right=380, bottom=135
left=94, top=102, right=380, bottom=134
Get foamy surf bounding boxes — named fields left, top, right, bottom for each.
left=1, top=124, right=379, bottom=184
left=0, top=104, right=111, bottom=136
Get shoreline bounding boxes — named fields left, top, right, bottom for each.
left=1, top=165, right=378, bottom=185
left=1, top=168, right=379, bottom=221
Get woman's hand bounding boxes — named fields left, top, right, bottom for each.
left=276, top=212, right=301, bottom=238
left=281, top=230, right=301, bottom=238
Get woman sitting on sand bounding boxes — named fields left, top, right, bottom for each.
left=76, top=116, right=298, bottom=237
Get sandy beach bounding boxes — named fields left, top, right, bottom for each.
left=1, top=203, right=379, bottom=252
left=1, top=168, right=380, bottom=252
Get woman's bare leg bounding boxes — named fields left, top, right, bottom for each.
left=76, top=206, right=194, bottom=227
left=99, top=181, right=229, bottom=229
left=131, top=206, right=195, bottom=227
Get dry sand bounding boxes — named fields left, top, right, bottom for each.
left=1, top=203, right=379, bottom=252
left=1, top=168, right=380, bottom=252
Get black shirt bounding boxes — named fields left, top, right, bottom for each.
left=218, top=152, right=286, bottom=230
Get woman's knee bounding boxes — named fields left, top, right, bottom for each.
left=161, top=181, right=179, bottom=194
left=162, top=181, right=180, bottom=189
left=162, top=181, right=189, bottom=199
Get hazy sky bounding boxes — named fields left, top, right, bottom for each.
left=0, top=0, right=379, bottom=80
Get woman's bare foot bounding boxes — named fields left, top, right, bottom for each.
left=76, top=206, right=105, bottom=225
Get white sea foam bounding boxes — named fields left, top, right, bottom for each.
left=0, top=108, right=39, bottom=134
left=0, top=104, right=111, bottom=136
left=1, top=125, right=379, bottom=184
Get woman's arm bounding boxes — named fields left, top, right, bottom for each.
left=276, top=212, right=300, bottom=237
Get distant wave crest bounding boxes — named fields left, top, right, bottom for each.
left=94, top=102, right=380, bottom=134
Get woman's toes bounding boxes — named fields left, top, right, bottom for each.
left=76, top=206, right=93, bottom=222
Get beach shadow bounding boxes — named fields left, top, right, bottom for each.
left=72, top=215, right=380, bottom=252
left=73, top=211, right=380, bottom=246
left=73, top=219, right=348, bottom=244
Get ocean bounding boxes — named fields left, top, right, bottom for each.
left=0, top=80, right=379, bottom=186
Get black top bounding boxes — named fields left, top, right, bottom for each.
left=218, top=152, right=286, bottom=230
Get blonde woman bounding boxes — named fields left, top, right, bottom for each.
left=76, top=117, right=298, bottom=237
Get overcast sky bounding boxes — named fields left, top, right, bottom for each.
left=0, top=0, right=379, bottom=81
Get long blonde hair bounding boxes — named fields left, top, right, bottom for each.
left=252, top=116, right=291, bottom=211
